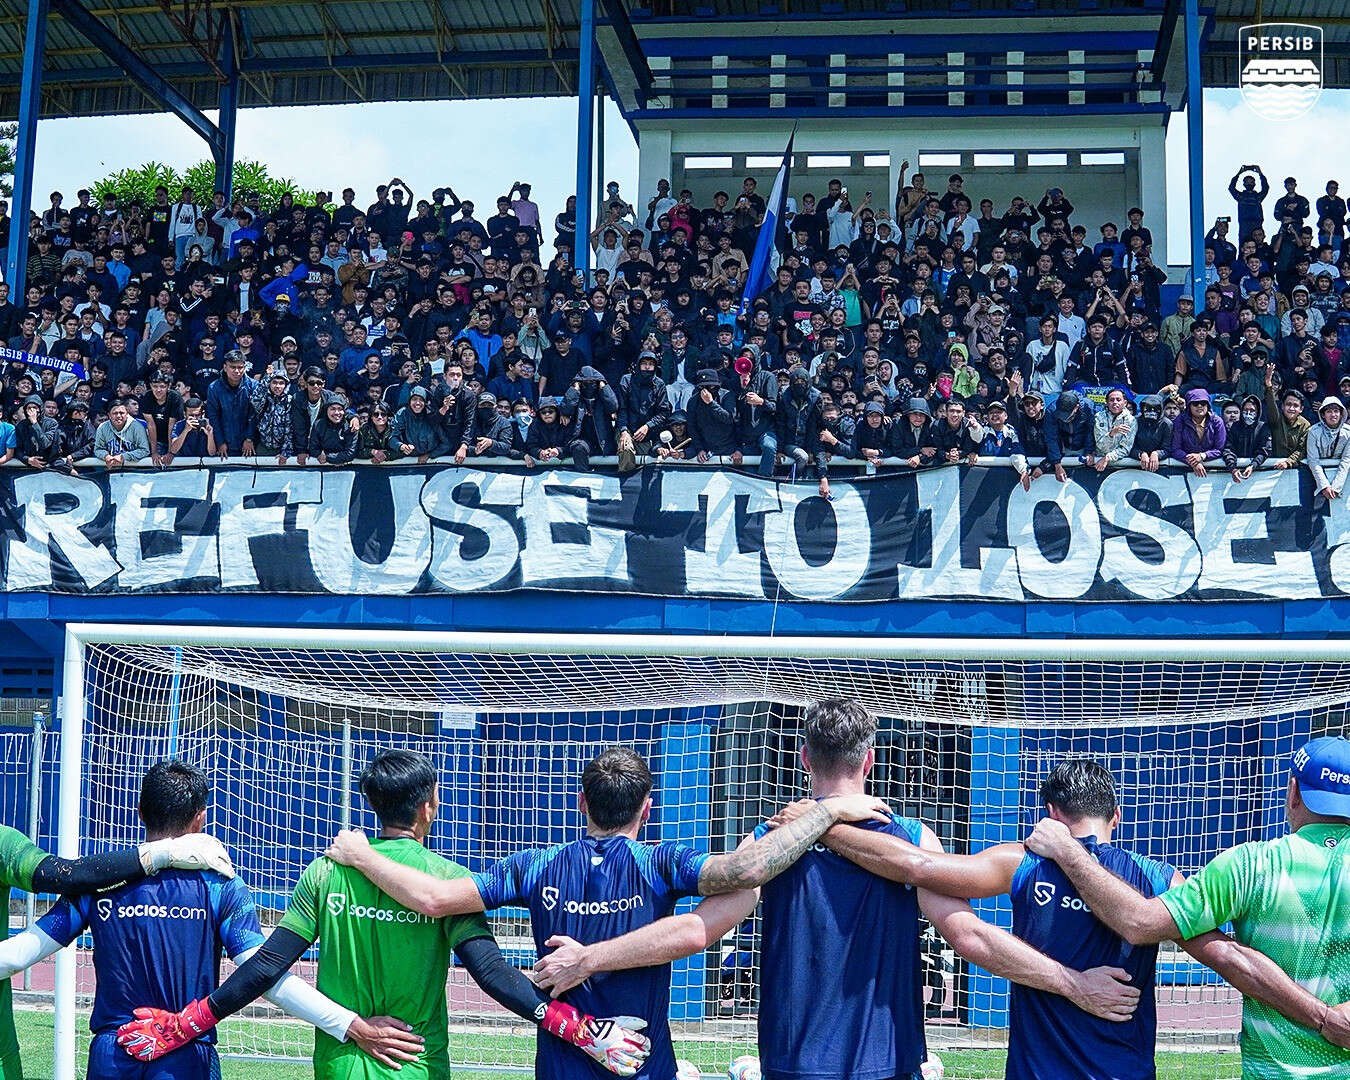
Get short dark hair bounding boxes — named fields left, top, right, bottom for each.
left=1038, top=759, right=1117, bottom=820
left=581, top=748, right=652, bottom=830
left=804, top=698, right=876, bottom=774
left=139, top=761, right=208, bottom=835
left=361, top=749, right=437, bottom=829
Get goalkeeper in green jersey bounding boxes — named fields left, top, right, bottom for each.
left=0, top=821, right=233, bottom=1079
left=1026, top=736, right=1350, bottom=1080
left=117, top=750, right=651, bottom=1079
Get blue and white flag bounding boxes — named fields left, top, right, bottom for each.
left=738, top=131, right=794, bottom=318
left=0, top=344, right=86, bottom=381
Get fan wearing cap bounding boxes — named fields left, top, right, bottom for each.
left=688, top=368, right=738, bottom=465
left=562, top=367, right=619, bottom=464
left=523, top=397, right=589, bottom=470
left=978, top=400, right=1020, bottom=458
left=615, top=351, right=670, bottom=474
left=1043, top=390, right=1093, bottom=482
left=252, top=371, right=297, bottom=463
left=1027, top=737, right=1350, bottom=1074
left=1305, top=395, right=1350, bottom=499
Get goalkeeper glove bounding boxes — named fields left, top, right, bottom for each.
left=116, top=999, right=218, bottom=1062
left=139, top=834, right=235, bottom=879
left=541, top=1001, right=650, bottom=1077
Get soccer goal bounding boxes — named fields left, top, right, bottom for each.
left=50, top=625, right=1350, bottom=1080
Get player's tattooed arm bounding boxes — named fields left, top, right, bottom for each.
left=696, top=794, right=890, bottom=895
left=1026, top=819, right=1178, bottom=945
left=765, top=801, right=1021, bottom=898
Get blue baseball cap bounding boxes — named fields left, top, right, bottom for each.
left=1291, top=737, right=1350, bottom=817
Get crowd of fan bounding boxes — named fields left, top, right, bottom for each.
left=3, top=161, right=1350, bottom=500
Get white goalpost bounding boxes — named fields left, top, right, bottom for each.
left=50, top=623, right=1350, bottom=1080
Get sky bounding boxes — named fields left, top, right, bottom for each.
left=22, top=87, right=1350, bottom=265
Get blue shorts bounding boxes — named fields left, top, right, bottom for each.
left=88, top=1032, right=220, bottom=1080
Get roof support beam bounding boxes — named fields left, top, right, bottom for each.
left=5, top=0, right=49, bottom=379
left=575, top=0, right=595, bottom=278
left=215, top=8, right=238, bottom=198
left=50, top=0, right=228, bottom=168
left=1183, top=0, right=1205, bottom=305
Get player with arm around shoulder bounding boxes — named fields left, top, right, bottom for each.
left=775, top=757, right=1348, bottom=1079
left=0, top=807, right=235, bottom=1080
left=1025, top=737, right=1350, bottom=1079
left=119, top=750, right=649, bottom=1079
left=323, top=746, right=892, bottom=1080
left=532, top=701, right=1143, bottom=1080
left=0, top=761, right=415, bottom=1080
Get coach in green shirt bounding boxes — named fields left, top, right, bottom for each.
left=1026, top=736, right=1350, bottom=1079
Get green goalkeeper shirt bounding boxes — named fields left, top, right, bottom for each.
left=1158, top=823, right=1350, bottom=1079
left=279, top=837, right=491, bottom=1080
left=0, top=825, right=49, bottom=1080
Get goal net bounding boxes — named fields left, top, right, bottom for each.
left=48, top=627, right=1350, bottom=1080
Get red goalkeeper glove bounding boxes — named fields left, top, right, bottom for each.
left=541, top=1000, right=651, bottom=1076
left=116, top=998, right=219, bottom=1062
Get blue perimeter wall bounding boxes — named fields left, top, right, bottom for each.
left=1, top=587, right=1344, bottom=1026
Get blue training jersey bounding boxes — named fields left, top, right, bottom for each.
left=1007, top=837, right=1176, bottom=1080
left=474, top=836, right=708, bottom=1080
left=38, top=868, right=263, bottom=1038
left=755, top=815, right=926, bottom=1080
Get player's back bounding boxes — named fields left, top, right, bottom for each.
left=1209, top=825, right=1350, bottom=1077
left=47, top=869, right=250, bottom=1036
left=473, top=835, right=707, bottom=1080
left=279, top=837, right=489, bottom=1080
left=755, top=815, right=926, bottom=1080
left=1007, top=838, right=1174, bottom=1080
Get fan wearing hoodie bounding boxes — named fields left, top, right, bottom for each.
left=524, top=396, right=590, bottom=469
left=732, top=345, right=780, bottom=477
left=777, top=366, right=821, bottom=469
left=1221, top=394, right=1271, bottom=483
left=810, top=397, right=855, bottom=499
left=1170, top=388, right=1227, bottom=477
left=562, top=366, right=620, bottom=461
left=616, top=350, right=670, bottom=473
left=889, top=397, right=940, bottom=468
left=1306, top=396, right=1350, bottom=499
left=1129, top=395, right=1173, bottom=472
left=15, top=395, right=65, bottom=469
left=308, top=399, right=359, bottom=465
left=430, top=360, right=476, bottom=465
left=392, top=386, right=449, bottom=462
left=855, top=401, right=891, bottom=462
left=689, top=368, right=739, bottom=463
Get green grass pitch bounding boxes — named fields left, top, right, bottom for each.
left=12, top=1008, right=1240, bottom=1079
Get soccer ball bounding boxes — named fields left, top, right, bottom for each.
left=920, top=1053, right=944, bottom=1080
left=728, top=1055, right=761, bottom=1080
left=676, top=1060, right=701, bottom=1080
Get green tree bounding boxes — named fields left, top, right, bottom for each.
left=0, top=122, right=16, bottom=198
left=88, top=158, right=314, bottom=210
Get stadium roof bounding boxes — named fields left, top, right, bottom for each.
left=0, top=0, right=1347, bottom=122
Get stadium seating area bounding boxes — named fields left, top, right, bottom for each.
left=4, top=164, right=1350, bottom=494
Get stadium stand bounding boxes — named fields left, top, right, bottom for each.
left=3, top=165, right=1349, bottom=493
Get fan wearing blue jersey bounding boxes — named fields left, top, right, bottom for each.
left=0, top=762, right=421, bottom=1080
left=773, top=758, right=1346, bottom=1080
left=529, top=702, right=1151, bottom=1080
left=323, top=746, right=894, bottom=1080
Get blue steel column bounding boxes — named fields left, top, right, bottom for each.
left=1184, top=0, right=1206, bottom=304
left=5, top=0, right=50, bottom=299
left=595, top=74, right=606, bottom=231
left=215, top=22, right=239, bottom=199
left=575, top=0, right=595, bottom=278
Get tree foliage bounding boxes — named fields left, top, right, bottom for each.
left=88, top=158, right=314, bottom=210
left=0, top=123, right=17, bottom=199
